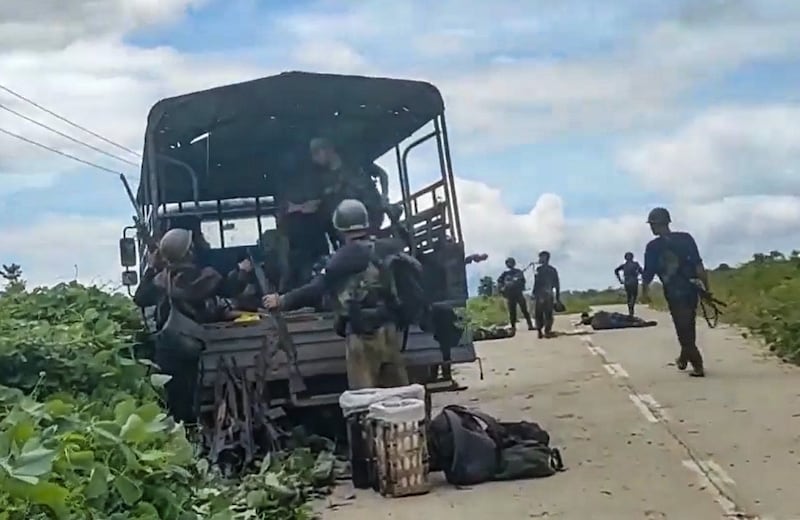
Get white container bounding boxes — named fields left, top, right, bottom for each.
left=368, top=397, right=430, bottom=497
left=338, top=384, right=425, bottom=418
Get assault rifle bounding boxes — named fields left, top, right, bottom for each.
left=690, top=279, right=727, bottom=328
left=246, top=249, right=307, bottom=395
left=119, top=174, right=161, bottom=260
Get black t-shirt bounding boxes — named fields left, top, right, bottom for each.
left=642, top=231, right=702, bottom=302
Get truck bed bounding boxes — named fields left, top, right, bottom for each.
left=199, top=309, right=476, bottom=407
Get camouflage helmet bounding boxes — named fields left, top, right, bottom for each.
left=505, top=257, right=516, bottom=267
left=159, top=228, right=193, bottom=264
left=332, top=199, right=369, bottom=232
left=647, top=207, right=671, bottom=225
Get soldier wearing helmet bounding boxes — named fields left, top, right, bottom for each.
left=132, top=227, right=227, bottom=423
left=614, top=251, right=643, bottom=317
left=532, top=250, right=562, bottom=338
left=263, top=199, right=416, bottom=389
left=641, top=207, right=708, bottom=377
left=497, top=256, right=534, bottom=332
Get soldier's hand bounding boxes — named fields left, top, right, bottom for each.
left=262, top=293, right=281, bottom=310
left=238, top=258, right=253, bottom=272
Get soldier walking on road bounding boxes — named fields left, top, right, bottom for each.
left=263, top=199, right=417, bottom=389
left=641, top=207, right=707, bottom=377
left=532, top=251, right=562, bottom=339
left=497, top=257, right=534, bottom=332
left=615, top=252, right=643, bottom=317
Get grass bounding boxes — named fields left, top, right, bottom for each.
left=647, top=254, right=800, bottom=363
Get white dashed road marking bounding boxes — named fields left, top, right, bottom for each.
left=603, top=363, right=629, bottom=379
left=637, top=393, right=670, bottom=421
left=682, top=460, right=760, bottom=519
left=628, top=394, right=660, bottom=423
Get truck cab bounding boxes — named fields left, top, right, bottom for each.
left=118, top=71, right=476, bottom=417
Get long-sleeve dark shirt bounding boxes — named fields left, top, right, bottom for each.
left=280, top=237, right=405, bottom=312
left=497, top=268, right=526, bottom=295
left=615, top=261, right=643, bottom=285
left=532, top=264, right=560, bottom=298
left=642, top=231, right=702, bottom=302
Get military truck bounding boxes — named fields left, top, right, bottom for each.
left=118, top=72, right=477, bottom=419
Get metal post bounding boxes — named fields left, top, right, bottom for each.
left=439, top=115, right=463, bottom=243
left=434, top=118, right=456, bottom=240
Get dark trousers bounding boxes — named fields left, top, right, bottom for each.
left=666, top=295, right=704, bottom=368
left=506, top=292, right=533, bottom=329
left=624, top=282, right=639, bottom=315
left=534, top=293, right=555, bottom=333
left=155, top=340, right=200, bottom=424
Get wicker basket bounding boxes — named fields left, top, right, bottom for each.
left=369, top=399, right=431, bottom=498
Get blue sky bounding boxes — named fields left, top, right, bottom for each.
left=1, top=0, right=800, bottom=290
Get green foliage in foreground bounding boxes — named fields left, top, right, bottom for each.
left=0, top=280, right=330, bottom=519
left=648, top=253, right=800, bottom=363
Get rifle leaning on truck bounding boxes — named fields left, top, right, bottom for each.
left=119, top=174, right=161, bottom=258
left=246, top=248, right=307, bottom=395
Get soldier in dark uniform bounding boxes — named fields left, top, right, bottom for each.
left=263, top=199, right=415, bottom=389
left=532, top=251, right=562, bottom=339
left=310, top=137, right=387, bottom=238
left=641, top=207, right=707, bottom=377
left=615, top=252, right=643, bottom=317
left=497, top=257, right=534, bottom=332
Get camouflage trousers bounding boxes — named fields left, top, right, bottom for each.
left=346, top=322, right=409, bottom=389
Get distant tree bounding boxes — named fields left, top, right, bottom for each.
left=769, top=250, right=785, bottom=261
left=716, top=263, right=732, bottom=271
left=1, top=263, right=25, bottom=293
left=790, top=249, right=800, bottom=259
left=752, top=253, right=767, bottom=264
left=478, top=276, right=496, bottom=297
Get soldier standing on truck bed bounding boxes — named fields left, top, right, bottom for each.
left=497, top=257, right=534, bottom=332
left=263, top=198, right=418, bottom=389
left=310, top=137, right=388, bottom=238
left=641, top=207, right=707, bottom=377
left=615, top=252, right=643, bottom=317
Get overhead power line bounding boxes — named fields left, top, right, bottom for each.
left=0, top=125, right=131, bottom=177
left=0, top=103, right=139, bottom=167
left=0, top=83, right=141, bottom=157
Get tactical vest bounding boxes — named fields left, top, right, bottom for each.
left=335, top=242, right=395, bottom=319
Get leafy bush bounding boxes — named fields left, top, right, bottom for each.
left=0, top=279, right=331, bottom=519
left=648, top=254, right=800, bottom=363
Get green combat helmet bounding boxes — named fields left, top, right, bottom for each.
left=332, top=199, right=370, bottom=233
left=647, top=207, right=671, bottom=224
left=158, top=228, right=193, bottom=265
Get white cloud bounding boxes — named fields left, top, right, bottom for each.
left=459, top=184, right=800, bottom=290
left=0, top=214, right=129, bottom=288
left=619, top=105, right=800, bottom=202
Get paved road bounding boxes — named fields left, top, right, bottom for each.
left=320, top=306, right=800, bottom=519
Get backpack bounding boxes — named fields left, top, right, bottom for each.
left=337, top=241, right=428, bottom=329
left=428, top=405, right=564, bottom=486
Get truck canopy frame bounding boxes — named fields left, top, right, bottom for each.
left=138, top=71, right=446, bottom=206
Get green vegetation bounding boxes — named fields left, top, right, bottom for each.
left=0, top=270, right=331, bottom=519
left=648, top=251, right=800, bottom=363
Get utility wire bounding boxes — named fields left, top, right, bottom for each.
left=0, top=103, right=139, bottom=166
left=0, top=82, right=140, bottom=157
left=0, top=126, right=132, bottom=177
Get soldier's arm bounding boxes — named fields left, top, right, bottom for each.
left=553, top=267, right=561, bottom=300
left=132, top=268, right=161, bottom=307
left=614, top=264, right=624, bottom=283
left=686, top=234, right=709, bottom=290
left=641, top=242, right=657, bottom=297
left=372, top=164, right=390, bottom=198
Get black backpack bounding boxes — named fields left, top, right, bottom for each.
left=428, top=405, right=564, bottom=486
